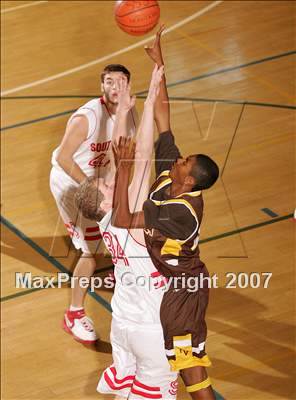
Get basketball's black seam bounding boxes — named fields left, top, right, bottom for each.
left=117, top=20, right=158, bottom=29
left=115, top=3, right=158, bottom=18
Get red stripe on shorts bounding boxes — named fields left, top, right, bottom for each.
left=110, top=366, right=135, bottom=383
left=134, top=380, right=160, bottom=391
left=104, top=371, right=132, bottom=390
left=131, top=388, right=162, bottom=399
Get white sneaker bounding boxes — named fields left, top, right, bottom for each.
left=63, top=308, right=98, bottom=344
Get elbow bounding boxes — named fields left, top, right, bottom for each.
left=55, top=154, right=64, bottom=168
left=56, top=153, right=66, bottom=168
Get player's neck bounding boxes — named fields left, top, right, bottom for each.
left=169, top=182, right=191, bottom=197
left=103, top=96, right=117, bottom=115
left=170, top=182, right=183, bottom=197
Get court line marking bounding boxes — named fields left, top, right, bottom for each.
left=1, top=1, right=48, bottom=14
left=165, top=97, right=296, bottom=110
left=261, top=208, right=278, bottom=218
left=1, top=50, right=295, bottom=100
left=1, top=212, right=293, bottom=302
left=0, top=214, right=111, bottom=311
left=137, top=50, right=296, bottom=94
left=2, top=92, right=296, bottom=112
left=1, top=109, right=76, bottom=132
left=0, top=0, right=223, bottom=96
left=1, top=96, right=295, bottom=132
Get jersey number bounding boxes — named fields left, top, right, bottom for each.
left=102, top=232, right=129, bottom=267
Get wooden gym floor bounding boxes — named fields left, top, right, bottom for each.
left=1, top=1, right=295, bottom=399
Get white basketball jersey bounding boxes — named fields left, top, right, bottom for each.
left=51, top=97, right=137, bottom=179
left=98, top=211, right=165, bottom=324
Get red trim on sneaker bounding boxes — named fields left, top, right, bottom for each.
left=62, top=309, right=97, bottom=344
left=66, top=309, right=86, bottom=319
left=62, top=318, right=97, bottom=344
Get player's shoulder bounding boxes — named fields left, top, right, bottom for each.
left=177, top=191, right=203, bottom=221
left=149, top=170, right=171, bottom=193
left=78, top=98, right=100, bottom=112
left=156, top=170, right=171, bottom=184
left=69, top=99, right=100, bottom=126
left=158, top=170, right=170, bottom=179
left=178, top=191, right=203, bottom=209
left=163, top=191, right=202, bottom=220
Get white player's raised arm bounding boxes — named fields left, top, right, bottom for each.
left=145, top=25, right=170, bottom=134
left=112, top=78, right=136, bottom=144
left=108, top=78, right=136, bottom=179
left=128, top=64, right=164, bottom=211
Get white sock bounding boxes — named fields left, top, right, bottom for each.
left=69, top=305, right=84, bottom=311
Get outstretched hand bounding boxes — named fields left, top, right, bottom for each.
left=112, top=136, right=136, bottom=170
left=145, top=64, right=164, bottom=105
left=144, top=24, right=165, bottom=66
left=116, top=78, right=136, bottom=113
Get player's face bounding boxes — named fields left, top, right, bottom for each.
left=170, top=156, right=196, bottom=185
left=97, top=178, right=115, bottom=213
left=101, top=72, right=128, bottom=104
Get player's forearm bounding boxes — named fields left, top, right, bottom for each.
left=56, top=156, right=87, bottom=184
left=135, top=102, right=154, bottom=158
left=112, top=167, right=145, bottom=229
left=128, top=101, right=154, bottom=213
left=154, top=72, right=170, bottom=134
left=112, top=110, right=129, bottom=144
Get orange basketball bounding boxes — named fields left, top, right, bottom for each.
left=115, top=0, right=160, bottom=36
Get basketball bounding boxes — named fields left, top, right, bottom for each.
left=115, top=0, right=160, bottom=36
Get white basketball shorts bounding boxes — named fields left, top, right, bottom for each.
left=50, top=167, right=102, bottom=254
left=97, top=316, right=178, bottom=399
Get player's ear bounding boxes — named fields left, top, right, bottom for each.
left=185, top=175, right=195, bottom=187
left=100, top=82, right=104, bottom=93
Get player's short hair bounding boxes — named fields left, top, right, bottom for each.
left=101, top=64, right=131, bottom=83
left=190, top=154, right=219, bottom=191
left=74, top=177, right=106, bottom=221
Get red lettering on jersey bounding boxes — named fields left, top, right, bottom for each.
left=90, top=141, right=111, bottom=152
left=89, top=153, right=110, bottom=168
left=90, top=143, right=96, bottom=151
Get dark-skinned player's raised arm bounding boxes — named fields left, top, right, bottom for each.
left=145, top=25, right=182, bottom=176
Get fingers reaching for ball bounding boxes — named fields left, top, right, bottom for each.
left=112, top=136, right=136, bottom=170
